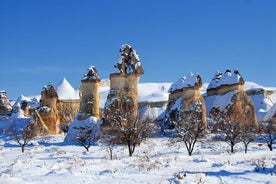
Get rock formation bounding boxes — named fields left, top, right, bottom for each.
left=205, top=69, right=257, bottom=126
left=163, top=73, right=207, bottom=132
left=78, top=66, right=101, bottom=120
left=102, top=44, right=144, bottom=134
left=0, top=91, right=12, bottom=116
left=246, top=86, right=276, bottom=122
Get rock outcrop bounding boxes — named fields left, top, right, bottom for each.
left=245, top=85, right=276, bottom=122
left=205, top=69, right=257, bottom=126
left=0, top=91, right=12, bottom=115
left=102, top=44, right=144, bottom=134
left=163, top=73, right=207, bottom=131
left=35, top=83, right=60, bottom=135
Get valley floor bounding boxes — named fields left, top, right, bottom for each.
left=0, top=132, right=276, bottom=184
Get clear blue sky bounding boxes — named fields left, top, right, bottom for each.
left=0, top=0, right=275, bottom=99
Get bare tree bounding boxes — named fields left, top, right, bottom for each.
left=103, top=96, right=151, bottom=157
left=101, top=134, right=119, bottom=160
left=259, top=119, right=276, bottom=151
left=211, top=108, right=258, bottom=153
left=210, top=109, right=242, bottom=153
left=240, top=123, right=257, bottom=153
left=73, top=125, right=98, bottom=152
left=172, top=100, right=206, bottom=156
left=10, top=119, right=36, bottom=153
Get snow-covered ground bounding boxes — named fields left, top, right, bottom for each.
left=0, top=122, right=275, bottom=184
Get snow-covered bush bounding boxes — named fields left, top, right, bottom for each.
left=65, top=116, right=101, bottom=151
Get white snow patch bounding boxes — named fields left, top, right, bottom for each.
left=56, top=78, right=79, bottom=100
left=205, top=91, right=237, bottom=114
left=65, top=116, right=99, bottom=143
left=169, top=73, right=199, bottom=92
left=263, top=103, right=276, bottom=121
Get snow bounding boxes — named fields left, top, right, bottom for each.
left=169, top=73, right=200, bottom=92
left=0, top=125, right=275, bottom=183
left=65, top=116, right=99, bottom=143
left=205, top=91, right=237, bottom=114
left=99, top=82, right=171, bottom=109
left=208, top=69, right=243, bottom=90
left=12, top=95, right=40, bottom=109
left=56, top=78, right=80, bottom=100
left=139, top=106, right=167, bottom=120
left=138, top=83, right=171, bottom=102
left=263, top=103, right=276, bottom=121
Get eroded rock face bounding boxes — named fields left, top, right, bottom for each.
left=163, top=73, right=207, bottom=132
left=57, top=99, right=80, bottom=124
left=0, top=91, right=12, bottom=115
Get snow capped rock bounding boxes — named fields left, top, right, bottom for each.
left=207, top=71, right=222, bottom=90
left=83, top=66, right=100, bottom=81
left=208, top=69, right=244, bottom=90
left=169, top=73, right=202, bottom=93
left=56, top=78, right=79, bottom=100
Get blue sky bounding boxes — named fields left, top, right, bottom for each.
left=0, top=0, right=275, bottom=99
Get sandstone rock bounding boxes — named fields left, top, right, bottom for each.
left=102, top=45, right=143, bottom=136
left=78, top=66, right=101, bottom=120
left=206, top=69, right=257, bottom=127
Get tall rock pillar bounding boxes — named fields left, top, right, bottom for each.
left=78, top=66, right=101, bottom=120
left=37, top=83, right=60, bottom=135
left=102, top=44, right=144, bottom=132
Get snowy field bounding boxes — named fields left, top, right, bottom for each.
left=0, top=126, right=275, bottom=184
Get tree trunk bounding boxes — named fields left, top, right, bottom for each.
left=85, top=146, right=89, bottom=152
left=230, top=142, right=234, bottom=153
left=128, top=143, right=136, bottom=157
left=109, top=147, right=113, bottom=160
left=244, top=144, right=248, bottom=154
left=21, top=145, right=25, bottom=153
left=268, top=143, right=273, bottom=151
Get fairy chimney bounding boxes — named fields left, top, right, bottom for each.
left=78, top=66, right=101, bottom=120
left=36, top=83, right=60, bottom=135
left=102, top=44, right=144, bottom=131
left=164, top=73, right=207, bottom=129
left=206, top=69, right=257, bottom=126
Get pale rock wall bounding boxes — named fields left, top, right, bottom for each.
left=57, top=99, right=80, bottom=124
